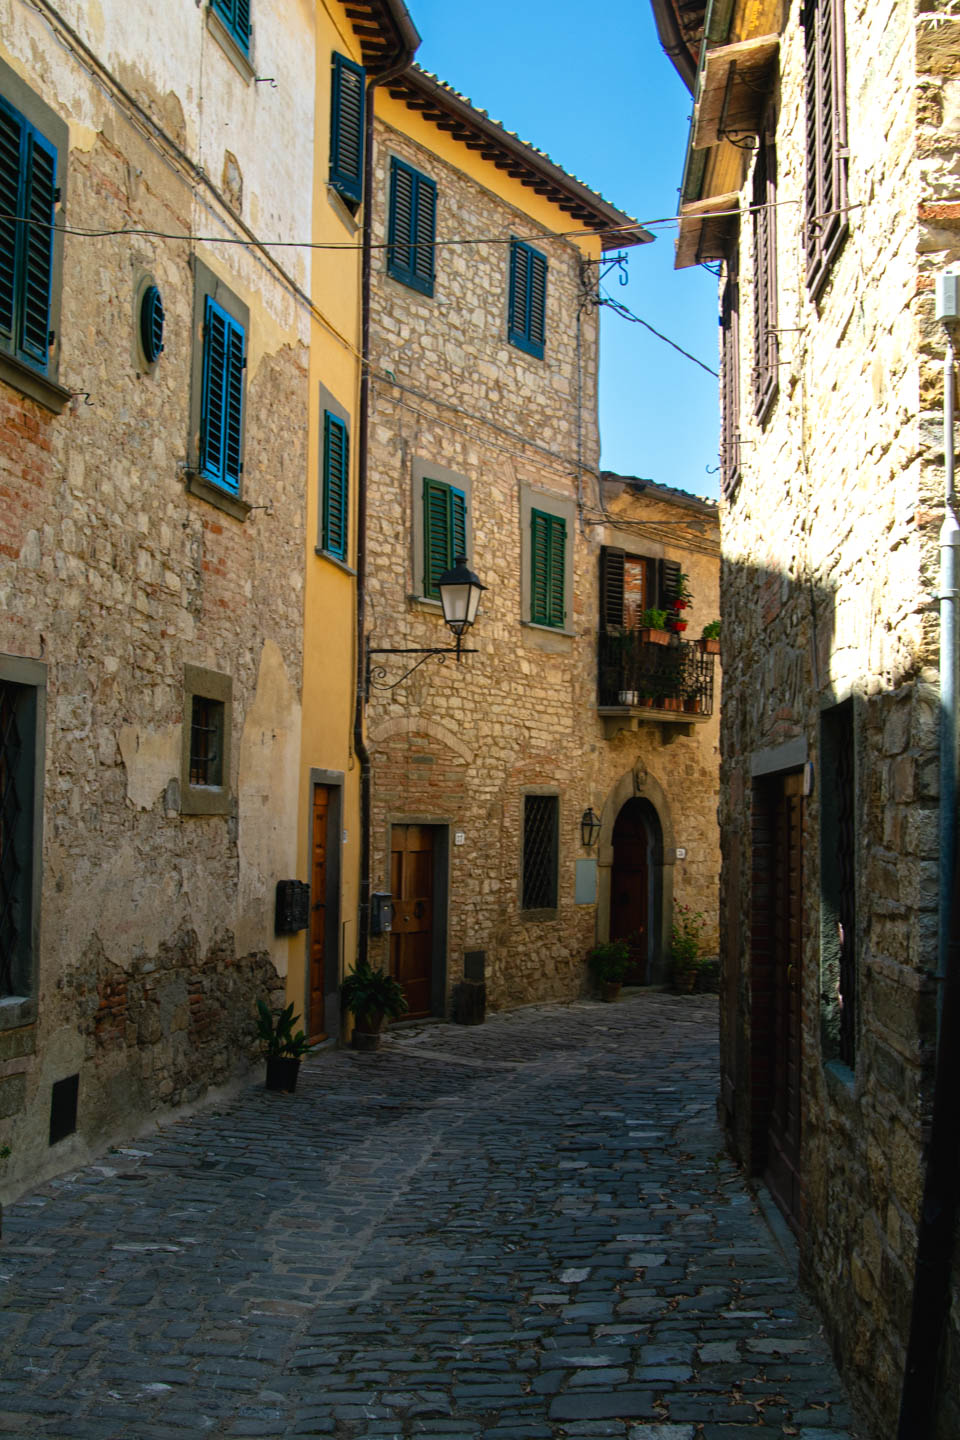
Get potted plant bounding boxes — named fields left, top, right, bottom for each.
left=700, top=619, right=721, bottom=654
left=256, top=1000, right=310, bottom=1092
left=341, top=960, right=408, bottom=1050
left=637, top=608, right=671, bottom=645
left=671, top=572, right=694, bottom=610
left=587, top=939, right=631, bottom=1001
left=669, top=903, right=705, bottom=993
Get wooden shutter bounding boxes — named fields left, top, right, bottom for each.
left=330, top=53, right=365, bottom=205
left=509, top=241, right=547, bottom=358
left=600, top=547, right=625, bottom=630
left=413, top=173, right=436, bottom=292
left=720, top=239, right=741, bottom=500
left=201, top=295, right=245, bottom=495
left=530, top=510, right=565, bottom=628
left=388, top=159, right=435, bottom=296
left=0, top=103, right=23, bottom=352
left=804, top=0, right=848, bottom=298
left=212, top=0, right=250, bottom=51
left=422, top=479, right=465, bottom=597
left=752, top=122, right=779, bottom=421
left=322, top=413, right=348, bottom=559
left=0, top=100, right=56, bottom=373
left=659, top=559, right=682, bottom=608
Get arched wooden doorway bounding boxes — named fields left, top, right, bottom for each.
left=610, top=798, right=663, bottom=984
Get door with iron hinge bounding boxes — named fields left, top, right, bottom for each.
left=390, top=824, right=434, bottom=1020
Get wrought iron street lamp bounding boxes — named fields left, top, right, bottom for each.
left=580, top=807, right=602, bottom=849
left=365, top=557, right=487, bottom=696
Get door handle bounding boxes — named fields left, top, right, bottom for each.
left=413, top=901, right=425, bottom=919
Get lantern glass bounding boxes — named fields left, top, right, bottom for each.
left=580, top=807, right=601, bottom=848
left=438, top=557, right=486, bottom=636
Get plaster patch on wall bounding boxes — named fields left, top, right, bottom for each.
left=237, top=640, right=301, bottom=964
left=118, top=724, right=180, bottom=811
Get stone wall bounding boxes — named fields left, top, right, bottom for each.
left=715, top=0, right=959, bottom=1429
left=0, top=1, right=310, bottom=1199
left=367, top=115, right=722, bottom=1011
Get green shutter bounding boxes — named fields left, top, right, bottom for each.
left=509, top=240, right=547, bottom=359
left=212, top=0, right=251, bottom=53
left=413, top=174, right=436, bottom=291
left=0, top=97, right=57, bottom=374
left=322, top=412, right=348, bottom=559
left=423, top=479, right=466, bottom=597
left=330, top=53, right=365, bottom=205
left=200, top=295, right=244, bottom=495
left=388, top=157, right=436, bottom=296
left=388, top=160, right=414, bottom=277
left=0, top=103, right=23, bottom=352
left=530, top=510, right=565, bottom=628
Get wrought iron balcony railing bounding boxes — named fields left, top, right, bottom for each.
left=598, top=630, right=715, bottom=716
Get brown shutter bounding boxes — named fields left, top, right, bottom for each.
left=659, top=559, right=682, bottom=608
left=600, top=547, right=625, bottom=629
left=804, top=0, right=848, bottom=298
left=720, top=237, right=741, bottom=500
left=752, top=115, right=779, bottom=421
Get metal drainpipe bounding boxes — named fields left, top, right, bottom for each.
left=896, top=329, right=960, bottom=1438
left=353, top=51, right=414, bottom=971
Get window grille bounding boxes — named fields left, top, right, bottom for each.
left=522, top=794, right=558, bottom=910
left=189, top=696, right=224, bottom=787
left=0, top=682, right=24, bottom=996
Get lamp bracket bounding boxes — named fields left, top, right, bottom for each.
left=365, top=643, right=477, bottom=698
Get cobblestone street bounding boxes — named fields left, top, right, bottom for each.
left=1, top=993, right=866, bottom=1440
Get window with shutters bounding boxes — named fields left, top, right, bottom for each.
left=530, top=510, right=566, bottom=629
left=209, top=0, right=251, bottom=57
left=720, top=239, right=741, bottom=501
left=752, top=121, right=779, bottom=422
left=0, top=655, right=44, bottom=1024
left=803, top=0, right=848, bottom=300
left=0, top=65, right=67, bottom=412
left=388, top=157, right=436, bottom=297
left=508, top=239, right=547, bottom=359
left=411, top=457, right=472, bottom=604
left=187, top=263, right=250, bottom=518
left=330, top=53, right=365, bottom=210
left=599, top=547, right=681, bottom=630
left=321, top=411, right=349, bottom=561
left=521, top=792, right=559, bottom=913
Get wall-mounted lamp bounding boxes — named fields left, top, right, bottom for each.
left=580, top=807, right=602, bottom=849
left=366, top=557, right=487, bottom=696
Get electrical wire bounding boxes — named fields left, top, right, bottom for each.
left=598, top=288, right=719, bottom=378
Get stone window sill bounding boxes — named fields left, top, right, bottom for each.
left=206, top=5, right=255, bottom=82
left=521, top=619, right=575, bottom=640
left=185, top=470, right=252, bottom=522
left=0, top=995, right=37, bottom=1032
left=519, top=908, right=559, bottom=924
left=315, top=547, right=356, bottom=577
left=0, top=351, right=71, bottom=414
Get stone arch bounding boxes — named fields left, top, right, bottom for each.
left=596, top=758, right=676, bottom=984
left=367, top=715, right=474, bottom=766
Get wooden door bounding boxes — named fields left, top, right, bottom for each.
left=308, top=785, right=330, bottom=1041
left=610, top=799, right=651, bottom=984
left=764, top=771, right=804, bottom=1229
left=390, top=825, right=434, bottom=1019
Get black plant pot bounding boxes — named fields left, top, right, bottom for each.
left=265, top=1056, right=301, bottom=1092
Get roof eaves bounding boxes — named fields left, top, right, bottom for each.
left=388, top=66, right=651, bottom=250
left=347, top=0, right=421, bottom=76
left=602, top=471, right=719, bottom=515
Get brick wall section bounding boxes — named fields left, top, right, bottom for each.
left=367, top=117, right=722, bottom=1011
left=715, top=0, right=959, bottom=1428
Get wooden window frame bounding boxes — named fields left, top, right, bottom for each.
left=508, top=238, right=547, bottom=359
left=720, top=237, right=742, bottom=501
left=411, top=458, right=473, bottom=605
left=387, top=156, right=437, bottom=297
left=181, top=665, right=233, bottom=817
left=529, top=509, right=566, bottom=629
left=209, top=0, right=252, bottom=58
left=803, top=0, right=849, bottom=301
left=752, top=118, right=779, bottom=423
left=186, top=261, right=251, bottom=521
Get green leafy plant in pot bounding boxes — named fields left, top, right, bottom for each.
left=257, top=1000, right=310, bottom=1092
left=587, top=938, right=631, bottom=1001
left=669, top=903, right=705, bottom=993
left=341, top=960, right=408, bottom=1050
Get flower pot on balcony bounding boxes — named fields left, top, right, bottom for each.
left=684, top=696, right=702, bottom=714
left=662, top=696, right=683, bottom=712
left=699, top=637, right=720, bottom=654
left=668, top=620, right=688, bottom=633
left=618, top=690, right=639, bottom=706
left=638, top=627, right=672, bottom=646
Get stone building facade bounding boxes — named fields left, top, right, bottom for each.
left=650, top=0, right=960, bottom=1432
left=0, top=0, right=415, bottom=1201
left=364, top=72, right=722, bottom=1015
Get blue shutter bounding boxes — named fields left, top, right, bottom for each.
left=200, top=295, right=245, bottom=495
left=509, top=240, right=547, bottom=359
left=322, top=412, right=349, bottom=559
left=422, top=479, right=466, bottom=597
left=388, top=158, right=436, bottom=296
left=530, top=510, right=565, bottom=627
left=0, top=96, right=57, bottom=374
left=330, top=53, right=365, bottom=205
left=212, top=0, right=251, bottom=54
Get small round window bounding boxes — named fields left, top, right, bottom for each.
left=139, top=284, right=165, bottom=365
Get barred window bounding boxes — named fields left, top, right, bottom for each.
left=522, top=794, right=559, bottom=912
left=189, top=696, right=224, bottom=788
left=0, top=664, right=42, bottom=1008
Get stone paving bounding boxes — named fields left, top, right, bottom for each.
left=0, top=992, right=867, bottom=1440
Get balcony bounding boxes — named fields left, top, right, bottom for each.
left=598, top=630, right=715, bottom=739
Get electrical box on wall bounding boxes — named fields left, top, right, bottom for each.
left=936, top=269, right=960, bottom=324
left=274, top=880, right=310, bottom=935
left=371, top=891, right=393, bottom=935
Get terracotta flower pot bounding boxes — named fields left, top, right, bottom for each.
left=351, top=1011, right=386, bottom=1051
left=699, top=637, right=720, bottom=654
left=638, top=628, right=672, bottom=646
left=601, top=981, right=622, bottom=1003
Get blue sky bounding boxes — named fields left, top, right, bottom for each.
left=408, top=0, right=721, bottom=501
